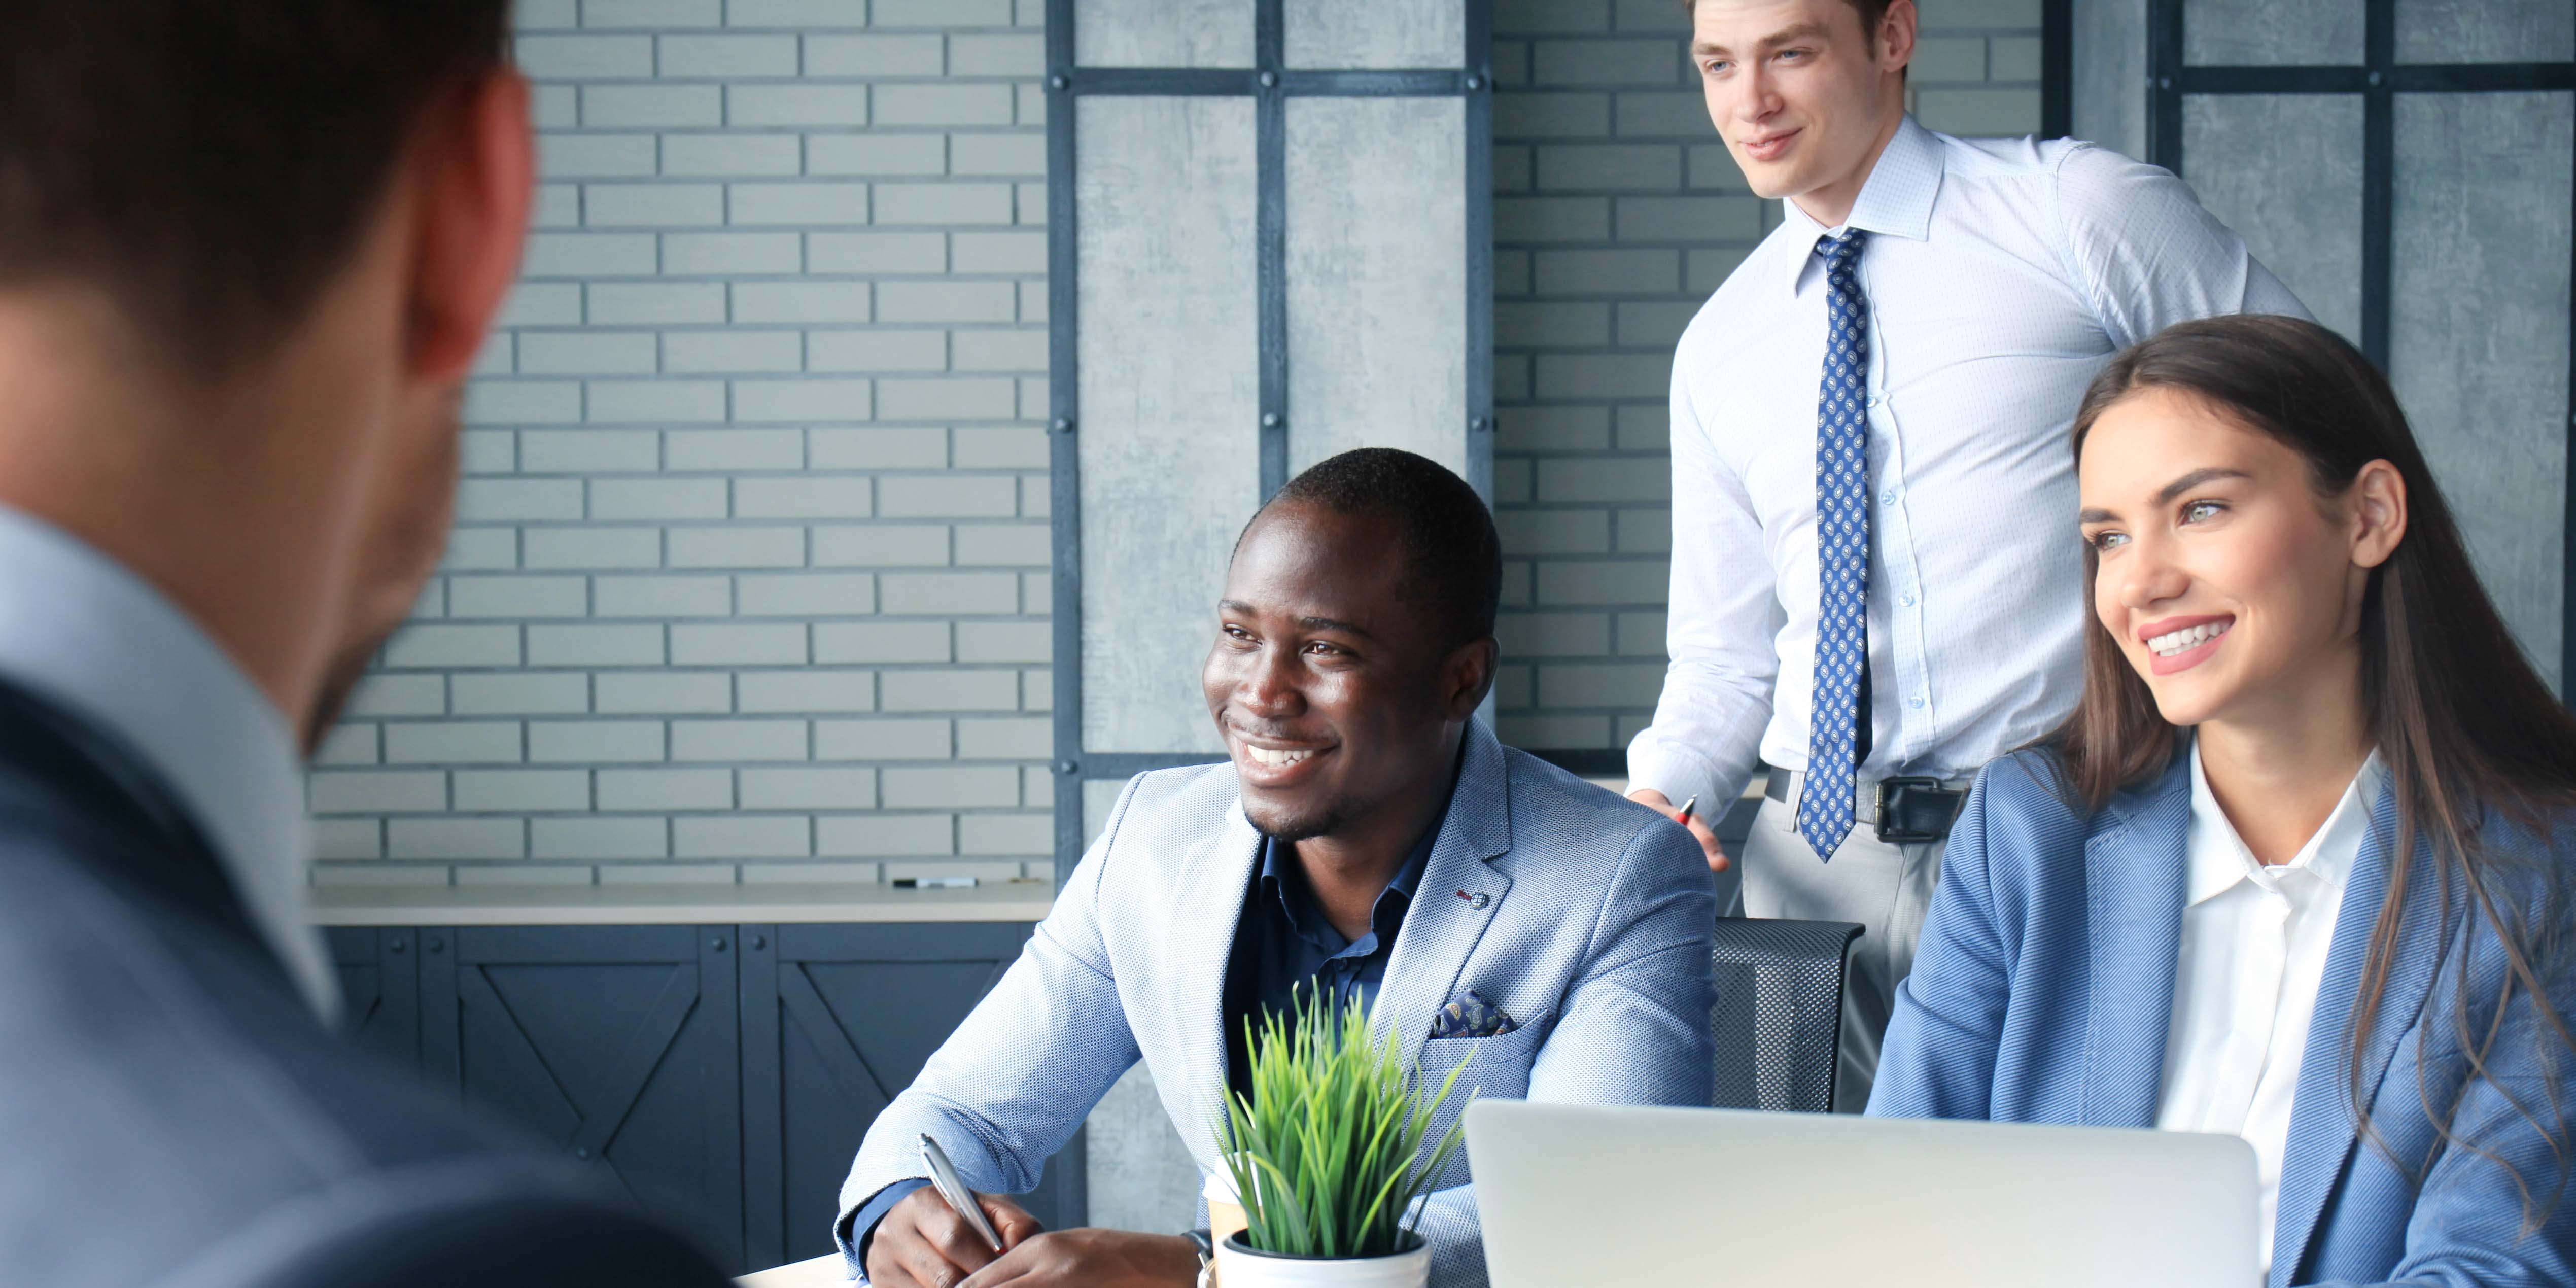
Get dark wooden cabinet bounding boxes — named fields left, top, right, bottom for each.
left=743, top=923, right=1080, bottom=1267
left=330, top=926, right=421, bottom=1067
left=325, top=920, right=1077, bottom=1276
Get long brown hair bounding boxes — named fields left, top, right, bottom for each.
left=2056, top=313, right=2576, bottom=1218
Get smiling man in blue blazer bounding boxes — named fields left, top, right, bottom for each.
left=838, top=448, right=1718, bottom=1288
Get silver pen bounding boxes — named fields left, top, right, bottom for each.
left=919, top=1133, right=1005, bottom=1253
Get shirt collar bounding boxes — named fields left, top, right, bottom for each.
left=1259, top=807, right=1438, bottom=947
left=1779, top=113, right=1945, bottom=293
left=1258, top=770, right=1449, bottom=947
left=0, top=507, right=331, bottom=1018
left=2185, top=740, right=2386, bottom=905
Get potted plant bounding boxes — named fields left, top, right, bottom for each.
left=1210, top=988, right=1473, bottom=1288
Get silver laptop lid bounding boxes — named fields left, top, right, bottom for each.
left=1466, top=1101, right=2259, bottom=1288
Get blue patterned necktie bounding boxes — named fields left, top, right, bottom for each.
left=1800, top=231, right=1871, bottom=861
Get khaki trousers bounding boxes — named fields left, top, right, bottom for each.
left=1734, top=787, right=1948, bottom=1112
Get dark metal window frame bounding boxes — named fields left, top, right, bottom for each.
left=2042, top=0, right=2073, bottom=139
left=2145, top=0, right=2576, bottom=691
left=1045, top=1, right=1496, bottom=883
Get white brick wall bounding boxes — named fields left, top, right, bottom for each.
left=310, top=0, right=1052, bottom=889
left=1489, top=0, right=2040, bottom=752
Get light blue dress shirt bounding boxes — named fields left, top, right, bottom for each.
left=1628, top=116, right=2312, bottom=808
left=0, top=506, right=328, bottom=1016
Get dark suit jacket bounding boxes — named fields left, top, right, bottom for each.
left=0, top=680, right=732, bottom=1287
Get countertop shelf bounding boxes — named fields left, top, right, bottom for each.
left=308, top=881, right=1057, bottom=926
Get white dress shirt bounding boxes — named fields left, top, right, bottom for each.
left=0, top=506, right=331, bottom=1017
left=2157, top=742, right=2384, bottom=1272
left=1628, top=117, right=2309, bottom=806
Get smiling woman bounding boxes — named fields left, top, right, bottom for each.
left=1870, top=313, right=2576, bottom=1286
left=2072, top=389, right=2408, bottom=746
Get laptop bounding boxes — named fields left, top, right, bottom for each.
left=1467, top=1101, right=2260, bottom=1287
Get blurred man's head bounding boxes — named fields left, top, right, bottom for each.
left=1687, top=0, right=1916, bottom=225
left=1202, top=449, right=1502, bottom=845
left=0, top=1, right=533, bottom=751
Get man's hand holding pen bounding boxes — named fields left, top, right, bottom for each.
left=1630, top=788, right=1729, bottom=874
left=866, top=1187, right=1197, bottom=1288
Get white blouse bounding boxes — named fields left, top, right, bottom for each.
left=2155, top=742, right=2384, bottom=1272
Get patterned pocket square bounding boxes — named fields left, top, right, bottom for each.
left=1428, top=990, right=1517, bottom=1039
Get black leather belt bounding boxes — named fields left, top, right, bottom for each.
left=1765, top=767, right=1969, bottom=845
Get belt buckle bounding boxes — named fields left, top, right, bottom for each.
left=1873, top=776, right=1955, bottom=845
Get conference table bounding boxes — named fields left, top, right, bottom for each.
left=737, top=1253, right=847, bottom=1286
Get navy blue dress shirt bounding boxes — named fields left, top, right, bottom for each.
left=1220, top=791, right=1450, bottom=1103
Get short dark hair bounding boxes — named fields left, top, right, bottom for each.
left=1678, top=0, right=1897, bottom=44
left=1257, top=448, right=1503, bottom=652
left=0, top=1, right=513, bottom=373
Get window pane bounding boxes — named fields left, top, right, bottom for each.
left=1286, top=97, right=1470, bottom=478
left=1285, top=0, right=1464, bottom=69
left=2181, top=94, right=2365, bottom=343
left=1073, top=0, right=1254, bottom=68
left=1075, top=97, right=1259, bottom=754
left=1084, top=1064, right=1201, bottom=1232
left=2397, top=0, right=2576, bottom=64
left=1082, top=778, right=1127, bottom=850
left=2184, top=0, right=2365, bottom=65
left=2391, top=91, right=2574, bottom=690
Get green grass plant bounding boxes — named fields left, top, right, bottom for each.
left=1217, top=986, right=1473, bottom=1259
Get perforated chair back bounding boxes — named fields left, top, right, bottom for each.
left=1709, top=918, right=1864, bottom=1114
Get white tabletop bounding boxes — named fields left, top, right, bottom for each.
left=736, top=1252, right=848, bottom=1286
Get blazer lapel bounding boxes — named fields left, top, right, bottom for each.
left=1372, top=721, right=1514, bottom=1073
left=1170, top=796, right=1264, bottom=1166
left=2269, top=785, right=2441, bottom=1288
left=2081, top=752, right=2191, bottom=1127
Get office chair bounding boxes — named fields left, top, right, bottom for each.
left=1709, top=918, right=1864, bottom=1114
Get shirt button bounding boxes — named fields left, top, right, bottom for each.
left=1899, top=593, right=1917, bottom=607
left=1909, top=695, right=1925, bottom=710
left=1880, top=488, right=1899, bottom=505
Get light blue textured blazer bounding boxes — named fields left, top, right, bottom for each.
left=836, top=720, right=1718, bottom=1285
left=1872, top=746, right=2576, bottom=1287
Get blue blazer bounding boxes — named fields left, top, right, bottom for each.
left=837, top=719, right=1718, bottom=1287
left=1872, top=746, right=2576, bottom=1288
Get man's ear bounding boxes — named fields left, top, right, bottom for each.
left=404, top=66, right=536, bottom=385
left=1879, top=0, right=1919, bottom=75
left=1442, top=637, right=1500, bottom=721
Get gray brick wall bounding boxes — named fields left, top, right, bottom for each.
left=309, top=0, right=1052, bottom=889
left=1488, top=0, right=2042, bottom=752
left=309, top=1, right=2041, bottom=886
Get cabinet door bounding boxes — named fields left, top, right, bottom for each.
left=421, top=925, right=746, bottom=1272
left=741, top=923, right=1076, bottom=1268
left=326, top=926, right=420, bottom=1068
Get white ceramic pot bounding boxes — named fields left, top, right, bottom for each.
left=1214, top=1231, right=1430, bottom=1288
left=1203, top=1162, right=1249, bottom=1249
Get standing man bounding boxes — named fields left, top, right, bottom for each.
left=1625, top=0, right=2309, bottom=1110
